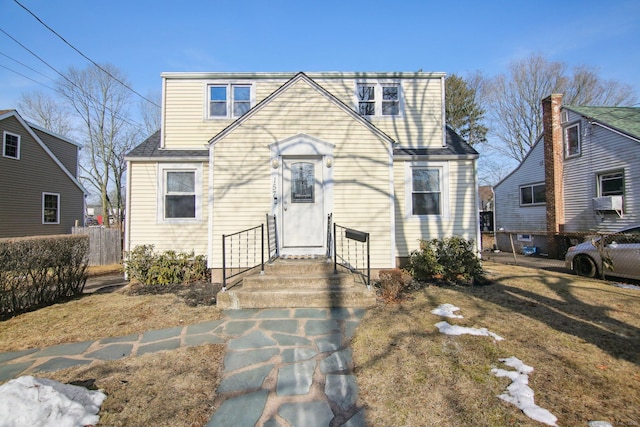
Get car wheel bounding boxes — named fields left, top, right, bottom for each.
left=574, top=255, right=597, bottom=278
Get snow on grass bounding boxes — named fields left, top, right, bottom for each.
left=0, top=376, right=106, bottom=427
left=492, top=357, right=558, bottom=426
left=431, top=303, right=464, bottom=318
left=435, top=321, right=504, bottom=341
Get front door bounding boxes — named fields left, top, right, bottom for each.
left=281, top=157, right=324, bottom=255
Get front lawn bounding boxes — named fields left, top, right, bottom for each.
left=353, top=261, right=640, bottom=426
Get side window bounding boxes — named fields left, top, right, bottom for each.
left=3, top=131, right=20, bottom=159
left=158, top=164, right=202, bottom=222
left=356, top=84, right=376, bottom=116
left=598, top=170, right=624, bottom=197
left=564, top=123, right=580, bottom=158
left=520, top=183, right=546, bottom=205
left=43, top=193, right=60, bottom=224
left=411, top=168, right=441, bottom=215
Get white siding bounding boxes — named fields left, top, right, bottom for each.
left=563, top=111, right=640, bottom=232
left=494, top=139, right=547, bottom=232
left=128, top=161, right=209, bottom=255
left=394, top=159, right=478, bottom=257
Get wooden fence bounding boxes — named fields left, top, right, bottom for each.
left=72, top=227, right=122, bottom=265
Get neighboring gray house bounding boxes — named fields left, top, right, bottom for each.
left=0, top=109, right=86, bottom=238
left=494, top=94, right=640, bottom=256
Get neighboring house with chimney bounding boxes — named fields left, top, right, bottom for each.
left=125, top=71, right=480, bottom=274
left=494, top=94, right=640, bottom=257
left=0, top=109, right=86, bottom=238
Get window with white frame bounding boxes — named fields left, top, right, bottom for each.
left=407, top=164, right=446, bottom=216
left=356, top=81, right=401, bottom=117
left=208, top=83, right=253, bottom=118
left=564, top=122, right=580, bottom=157
left=3, top=131, right=20, bottom=159
left=520, top=183, right=546, bottom=205
left=42, top=193, right=60, bottom=224
left=598, top=170, right=624, bottom=197
left=158, top=164, right=202, bottom=222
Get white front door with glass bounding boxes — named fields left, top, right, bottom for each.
left=280, top=157, right=324, bottom=255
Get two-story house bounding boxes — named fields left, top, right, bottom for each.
left=0, top=109, right=86, bottom=238
left=494, top=94, right=640, bottom=257
left=125, top=72, right=480, bottom=275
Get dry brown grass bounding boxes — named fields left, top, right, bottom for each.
left=0, top=286, right=222, bottom=352
left=87, top=264, right=124, bottom=277
left=47, top=344, right=225, bottom=426
left=353, top=261, right=640, bottom=426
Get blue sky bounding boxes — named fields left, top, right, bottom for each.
left=1, top=0, right=639, bottom=109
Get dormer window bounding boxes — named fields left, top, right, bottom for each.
left=208, top=84, right=253, bottom=119
left=356, top=81, right=401, bottom=117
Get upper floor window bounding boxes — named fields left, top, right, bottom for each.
left=43, top=193, right=60, bottom=224
left=598, top=170, right=624, bottom=197
left=208, top=84, right=253, bottom=119
left=564, top=122, right=580, bottom=158
left=3, top=131, right=20, bottom=159
left=520, top=183, right=546, bottom=206
left=356, top=82, right=401, bottom=117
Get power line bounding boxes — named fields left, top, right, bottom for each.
left=13, top=0, right=161, bottom=109
left=0, top=27, right=148, bottom=132
left=0, top=62, right=56, bottom=91
left=0, top=50, right=55, bottom=83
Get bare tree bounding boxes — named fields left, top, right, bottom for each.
left=56, top=63, right=135, bottom=230
left=18, top=90, right=74, bottom=137
left=139, top=90, right=162, bottom=136
left=484, top=54, right=638, bottom=162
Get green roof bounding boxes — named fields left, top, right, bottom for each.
left=565, top=106, right=640, bottom=140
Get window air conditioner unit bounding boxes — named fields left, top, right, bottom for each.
left=593, top=196, right=624, bottom=217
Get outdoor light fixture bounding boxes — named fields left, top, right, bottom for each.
left=271, top=158, right=279, bottom=169
left=326, top=157, right=333, bottom=168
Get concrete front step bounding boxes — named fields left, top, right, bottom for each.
left=216, top=285, right=376, bottom=309
left=243, top=272, right=354, bottom=290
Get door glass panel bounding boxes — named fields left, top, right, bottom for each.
left=291, top=162, right=314, bottom=203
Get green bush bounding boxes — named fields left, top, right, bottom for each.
left=125, top=245, right=209, bottom=286
left=407, top=236, right=484, bottom=285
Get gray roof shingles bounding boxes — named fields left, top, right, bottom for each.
left=393, top=126, right=479, bottom=157
left=126, top=130, right=209, bottom=159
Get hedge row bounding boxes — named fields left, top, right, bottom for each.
left=0, top=235, right=89, bottom=318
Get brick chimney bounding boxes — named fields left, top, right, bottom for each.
left=542, top=94, right=564, bottom=257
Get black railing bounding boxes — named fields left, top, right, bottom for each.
left=266, top=213, right=279, bottom=262
left=333, top=223, right=370, bottom=288
left=326, top=213, right=333, bottom=258
left=222, top=224, right=264, bottom=291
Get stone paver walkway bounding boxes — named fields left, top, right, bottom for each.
left=0, top=307, right=366, bottom=427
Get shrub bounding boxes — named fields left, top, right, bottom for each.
left=378, top=268, right=413, bottom=302
left=407, top=236, right=484, bottom=285
left=406, top=239, right=442, bottom=281
left=0, top=235, right=89, bottom=317
left=125, top=245, right=209, bottom=286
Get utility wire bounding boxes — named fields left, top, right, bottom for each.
left=0, top=27, right=148, bottom=131
left=13, top=0, right=161, bottom=109
left=0, top=50, right=55, bottom=83
left=0, top=62, right=56, bottom=91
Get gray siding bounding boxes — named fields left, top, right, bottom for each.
left=563, top=111, right=640, bottom=232
left=494, top=138, right=547, bottom=232
left=0, top=116, right=84, bottom=237
left=32, top=128, right=79, bottom=176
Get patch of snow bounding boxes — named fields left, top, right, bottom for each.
left=431, top=303, right=464, bottom=318
left=492, top=357, right=558, bottom=427
left=613, top=283, right=640, bottom=290
left=0, top=376, right=106, bottom=427
left=435, top=321, right=504, bottom=341
left=588, top=422, right=613, bottom=427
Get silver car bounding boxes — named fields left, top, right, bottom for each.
left=565, top=226, right=640, bottom=280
